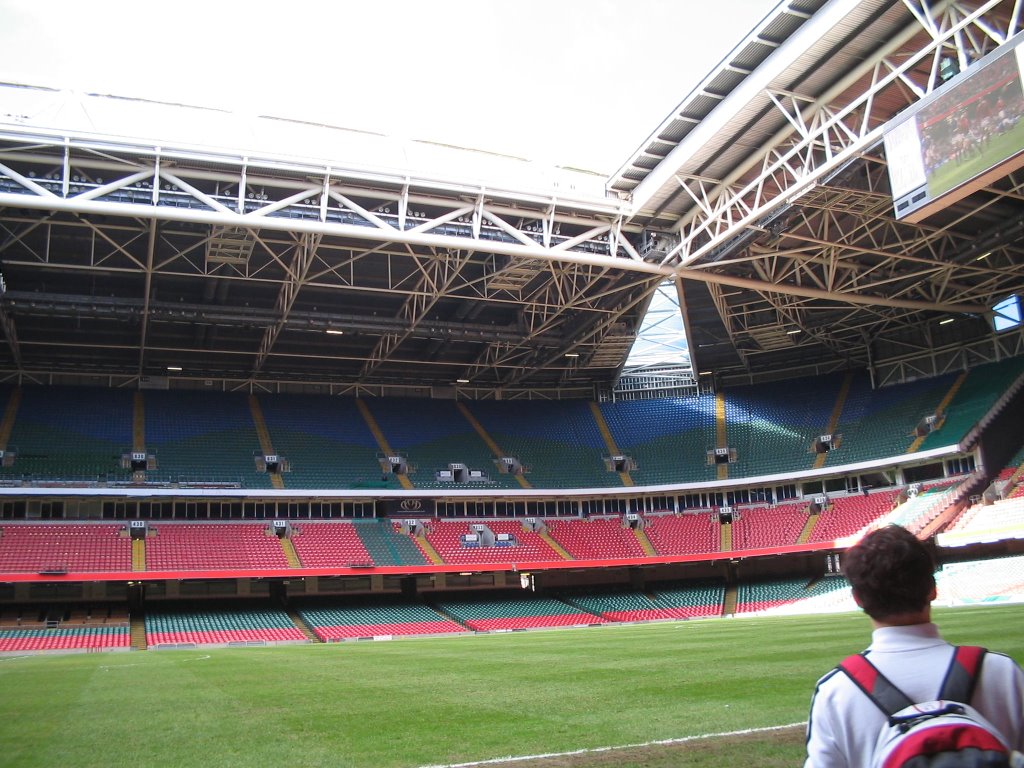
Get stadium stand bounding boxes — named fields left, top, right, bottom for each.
left=734, top=576, right=854, bottom=616
left=0, top=625, right=129, bottom=652
left=433, top=593, right=604, bottom=631
left=805, top=490, right=901, bottom=543
left=289, top=520, right=373, bottom=568
left=654, top=582, right=727, bottom=617
left=822, top=372, right=956, bottom=466
left=420, top=519, right=562, bottom=564
left=935, top=554, right=1024, bottom=605
left=723, top=375, right=845, bottom=476
left=145, top=523, right=290, bottom=571
left=731, top=502, right=810, bottom=550
left=597, top=396, right=718, bottom=484
left=544, top=517, right=647, bottom=560
left=145, top=605, right=307, bottom=646
left=464, top=400, right=618, bottom=488
left=142, top=390, right=273, bottom=488
left=363, top=398, right=520, bottom=490
left=295, top=598, right=467, bottom=640
left=258, top=394, right=399, bottom=490
left=644, top=513, right=720, bottom=556
left=0, top=523, right=132, bottom=573
left=559, top=581, right=724, bottom=622
left=0, top=369, right=1017, bottom=490
left=917, top=357, right=1024, bottom=451
left=0, top=386, right=133, bottom=484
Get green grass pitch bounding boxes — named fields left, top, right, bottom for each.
left=1, top=604, right=1022, bottom=768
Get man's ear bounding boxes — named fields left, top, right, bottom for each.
left=852, top=590, right=863, bottom=608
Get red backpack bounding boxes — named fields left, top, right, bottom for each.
left=838, top=645, right=1015, bottom=768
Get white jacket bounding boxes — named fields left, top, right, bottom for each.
left=804, top=622, right=1024, bottom=768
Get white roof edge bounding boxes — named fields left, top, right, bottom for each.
left=0, top=82, right=613, bottom=205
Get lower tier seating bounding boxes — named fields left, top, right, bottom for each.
left=145, top=606, right=306, bottom=646
left=296, top=599, right=466, bottom=640
left=0, top=626, right=129, bottom=652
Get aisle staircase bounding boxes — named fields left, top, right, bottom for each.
left=907, top=371, right=967, bottom=453
left=131, top=538, right=146, bottom=572
left=130, top=612, right=147, bottom=650
left=539, top=530, right=573, bottom=560
left=589, top=402, right=633, bottom=486
left=132, top=391, right=146, bottom=453
left=457, top=402, right=531, bottom=489
left=356, top=400, right=414, bottom=490
left=722, top=584, right=738, bottom=617
left=280, top=537, right=302, bottom=568
left=633, top=527, right=657, bottom=556
left=415, top=533, right=444, bottom=565
left=715, top=392, right=728, bottom=481
left=797, top=508, right=819, bottom=544
left=249, top=395, right=284, bottom=489
left=286, top=608, right=320, bottom=642
left=719, top=521, right=732, bottom=552
left=0, top=387, right=21, bottom=453
left=813, top=372, right=853, bottom=469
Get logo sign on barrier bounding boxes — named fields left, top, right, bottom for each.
left=383, top=498, right=436, bottom=516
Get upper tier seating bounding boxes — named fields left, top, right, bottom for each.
left=145, top=523, right=289, bottom=571
left=289, top=521, right=374, bottom=568
left=366, top=398, right=521, bottom=490
left=0, top=524, right=131, bottom=573
left=144, top=390, right=272, bottom=488
left=597, top=396, right=718, bottom=484
left=0, top=357, right=1020, bottom=490
left=721, top=375, right=845, bottom=477
left=918, top=357, right=1024, bottom=452
left=824, top=373, right=955, bottom=466
left=0, top=386, right=133, bottom=483
left=731, top=502, right=809, bottom=550
left=806, top=490, right=901, bottom=543
left=465, top=400, right=617, bottom=488
left=421, top=520, right=562, bottom=564
left=544, top=517, right=647, bottom=560
left=644, top=513, right=720, bottom=556
left=258, top=395, right=398, bottom=490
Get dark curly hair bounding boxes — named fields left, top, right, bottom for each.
left=843, top=525, right=936, bottom=621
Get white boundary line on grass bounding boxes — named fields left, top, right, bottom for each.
left=416, top=721, right=808, bottom=768
left=99, top=654, right=211, bottom=670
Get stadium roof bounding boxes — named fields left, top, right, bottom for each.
left=0, top=0, right=1022, bottom=396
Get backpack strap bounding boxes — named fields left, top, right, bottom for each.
left=838, top=652, right=913, bottom=716
left=938, top=645, right=987, bottom=704
left=838, top=645, right=989, bottom=717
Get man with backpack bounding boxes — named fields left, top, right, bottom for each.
left=804, top=524, right=1024, bottom=767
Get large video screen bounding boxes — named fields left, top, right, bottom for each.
left=885, top=33, right=1024, bottom=222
